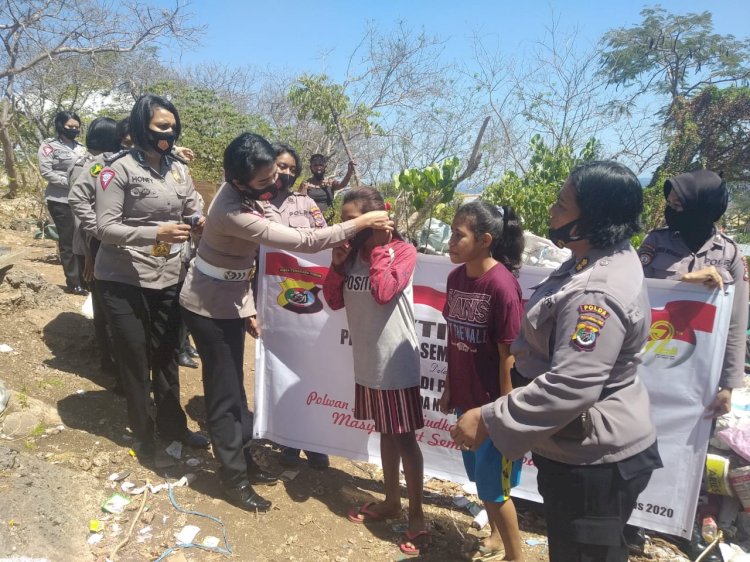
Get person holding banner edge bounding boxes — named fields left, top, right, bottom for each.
left=179, top=134, right=392, bottom=512
left=638, top=169, right=748, bottom=417
left=627, top=169, right=749, bottom=556
left=450, top=161, right=663, bottom=562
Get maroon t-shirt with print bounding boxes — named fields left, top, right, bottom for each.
left=443, top=263, right=523, bottom=410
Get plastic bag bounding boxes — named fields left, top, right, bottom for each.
left=81, top=293, right=94, bottom=320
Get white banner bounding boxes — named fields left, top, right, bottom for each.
left=254, top=248, right=733, bottom=538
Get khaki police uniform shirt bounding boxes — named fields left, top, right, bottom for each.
left=94, top=150, right=201, bottom=289
left=261, top=191, right=327, bottom=229
left=639, top=228, right=749, bottom=389
left=68, top=152, right=95, bottom=256
left=69, top=152, right=122, bottom=259
left=38, top=137, right=86, bottom=203
left=481, top=241, right=657, bottom=465
left=179, top=183, right=357, bottom=320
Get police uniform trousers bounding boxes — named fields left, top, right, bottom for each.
left=533, top=441, right=660, bottom=562
left=47, top=200, right=80, bottom=289
left=98, top=280, right=188, bottom=443
left=181, top=308, right=253, bottom=486
left=76, top=240, right=116, bottom=376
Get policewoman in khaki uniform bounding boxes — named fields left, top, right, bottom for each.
left=38, top=110, right=87, bottom=294
left=451, top=161, right=662, bottom=562
left=639, top=170, right=749, bottom=417
left=68, top=117, right=122, bottom=384
left=267, top=143, right=331, bottom=470
left=95, top=94, right=209, bottom=461
left=179, top=133, right=392, bottom=512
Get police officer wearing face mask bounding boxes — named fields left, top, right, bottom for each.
left=179, top=133, right=392, bottom=511
left=451, top=161, right=663, bottom=562
left=94, top=94, right=209, bottom=462
left=39, top=110, right=88, bottom=295
left=638, top=170, right=748, bottom=417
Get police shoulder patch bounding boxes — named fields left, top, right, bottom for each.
left=90, top=163, right=103, bottom=177
left=638, top=243, right=655, bottom=266
left=42, top=144, right=53, bottom=156
left=571, top=322, right=599, bottom=351
left=99, top=168, right=116, bottom=191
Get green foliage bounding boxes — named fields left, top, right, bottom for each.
left=600, top=7, right=750, bottom=103
left=149, top=81, right=272, bottom=182
left=481, top=135, right=598, bottom=236
left=392, top=157, right=461, bottom=239
left=667, top=86, right=750, bottom=181
left=288, top=74, right=381, bottom=139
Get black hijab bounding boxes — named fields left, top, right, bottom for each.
left=663, top=170, right=728, bottom=252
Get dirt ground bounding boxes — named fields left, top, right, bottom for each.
left=0, top=196, right=690, bottom=562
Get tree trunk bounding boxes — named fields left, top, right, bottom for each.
left=329, top=105, right=361, bottom=187
left=0, top=107, right=19, bottom=199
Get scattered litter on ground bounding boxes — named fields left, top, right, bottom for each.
left=174, top=524, right=200, bottom=544
left=185, top=457, right=200, bottom=467
left=101, top=493, right=131, bottom=514
left=108, top=470, right=130, bottom=482
left=201, top=536, right=221, bottom=548
left=87, top=532, right=103, bottom=545
left=280, top=469, right=299, bottom=482
left=0, top=344, right=13, bottom=352
left=165, top=440, right=182, bottom=460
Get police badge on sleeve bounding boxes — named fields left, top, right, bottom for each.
left=570, top=304, right=610, bottom=351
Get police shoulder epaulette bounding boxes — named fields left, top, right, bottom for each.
left=103, top=149, right=129, bottom=165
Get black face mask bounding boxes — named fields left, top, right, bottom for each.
left=664, top=207, right=714, bottom=252
left=237, top=177, right=280, bottom=202
left=61, top=128, right=79, bottom=140
left=278, top=173, right=295, bottom=192
left=148, top=130, right=176, bottom=155
left=548, top=219, right=584, bottom=249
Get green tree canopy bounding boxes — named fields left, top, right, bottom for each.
left=149, top=80, right=272, bottom=182
left=600, top=7, right=750, bottom=110
left=481, top=135, right=598, bottom=237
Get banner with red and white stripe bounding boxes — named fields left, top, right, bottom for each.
left=254, top=249, right=732, bottom=538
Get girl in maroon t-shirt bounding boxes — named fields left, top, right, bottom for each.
left=440, top=201, right=526, bottom=561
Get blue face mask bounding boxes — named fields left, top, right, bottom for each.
left=548, top=219, right=584, bottom=249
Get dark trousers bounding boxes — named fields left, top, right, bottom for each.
left=98, top=280, right=187, bottom=443
left=47, top=200, right=80, bottom=288
left=533, top=453, right=653, bottom=562
left=75, top=254, right=116, bottom=374
left=182, top=308, right=252, bottom=485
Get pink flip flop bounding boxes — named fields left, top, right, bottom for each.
left=399, top=529, right=431, bottom=556
left=347, top=501, right=389, bottom=524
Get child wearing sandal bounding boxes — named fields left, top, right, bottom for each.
left=322, top=187, right=428, bottom=557
left=439, top=201, right=525, bottom=561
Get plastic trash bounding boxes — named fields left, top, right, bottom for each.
left=175, top=524, right=200, bottom=544
left=101, top=493, right=131, bottom=514
left=108, top=470, right=130, bottom=482
left=165, top=440, right=183, bottom=460
left=702, top=516, right=718, bottom=543
left=0, top=380, right=9, bottom=415
left=280, top=470, right=299, bottom=482
left=0, top=344, right=13, bottom=353
left=202, top=536, right=221, bottom=548
left=81, top=294, right=94, bottom=320
left=522, top=232, right=571, bottom=268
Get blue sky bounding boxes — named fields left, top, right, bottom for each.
left=173, top=0, right=750, bottom=80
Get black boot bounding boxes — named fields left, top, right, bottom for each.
left=181, top=430, right=210, bottom=449
left=185, top=343, right=199, bottom=358
left=247, top=457, right=279, bottom=485
left=178, top=351, right=198, bottom=368
left=222, top=480, right=271, bottom=511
